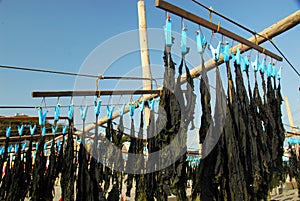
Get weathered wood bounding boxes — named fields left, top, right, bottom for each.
left=155, top=0, right=283, bottom=61
left=78, top=9, right=300, bottom=135
left=0, top=116, right=69, bottom=121
left=138, top=0, right=152, bottom=126
left=32, top=89, right=161, bottom=98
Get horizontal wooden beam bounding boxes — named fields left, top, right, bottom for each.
left=32, top=89, right=162, bottom=98
left=0, top=116, right=69, bottom=121
left=0, top=132, right=65, bottom=142
left=155, top=0, right=282, bottom=61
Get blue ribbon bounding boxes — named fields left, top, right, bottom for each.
left=42, top=126, right=46, bottom=137
left=222, top=42, right=230, bottom=62
left=259, top=58, right=266, bottom=74
left=164, top=17, right=172, bottom=47
left=129, top=103, right=135, bottom=117
left=38, top=107, right=48, bottom=126
left=138, top=100, right=145, bottom=112
left=148, top=99, right=155, bottom=111
left=118, top=104, right=125, bottom=117
left=251, top=55, right=260, bottom=72
left=68, top=105, right=74, bottom=120
left=94, top=100, right=102, bottom=116
left=181, top=28, right=188, bottom=54
left=208, top=41, right=221, bottom=61
left=80, top=105, right=89, bottom=121
left=106, top=106, right=115, bottom=120
left=30, top=125, right=36, bottom=135
left=62, top=125, right=68, bottom=134
left=54, top=104, right=60, bottom=121
left=52, top=125, right=58, bottom=135
left=6, top=127, right=11, bottom=138
left=18, top=125, right=24, bottom=136
left=35, top=143, right=39, bottom=151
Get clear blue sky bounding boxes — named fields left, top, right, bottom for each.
left=0, top=0, right=300, bottom=147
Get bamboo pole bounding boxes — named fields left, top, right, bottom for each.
left=138, top=0, right=152, bottom=126
left=77, top=9, right=300, bottom=135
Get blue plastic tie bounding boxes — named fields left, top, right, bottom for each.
left=62, top=125, right=68, bottom=134
left=148, top=99, right=155, bottom=111
left=38, top=107, right=48, bottom=126
left=57, top=140, right=61, bottom=152
left=222, top=42, right=230, bottom=62
left=52, top=125, right=58, bottom=135
left=6, top=127, right=11, bottom=138
left=129, top=103, right=135, bottom=117
left=54, top=104, right=60, bottom=122
left=94, top=100, right=102, bottom=116
left=118, top=104, right=126, bottom=117
left=259, top=58, right=266, bottom=74
left=181, top=28, right=187, bottom=54
left=208, top=41, right=221, bottom=61
left=164, top=17, right=172, bottom=47
left=8, top=144, right=13, bottom=152
left=271, top=63, right=276, bottom=77
left=251, top=55, right=260, bottom=72
left=18, top=125, right=24, bottom=136
left=15, top=144, right=19, bottom=153
left=106, top=106, right=115, bottom=120
left=241, top=56, right=249, bottom=72
left=30, top=125, right=36, bottom=135
left=277, top=66, right=282, bottom=80
left=22, top=142, right=27, bottom=151
left=35, top=143, right=39, bottom=151
left=42, top=126, right=46, bottom=137
left=80, top=105, right=89, bottom=121
left=196, top=31, right=207, bottom=54
left=231, top=48, right=241, bottom=65
left=0, top=147, right=5, bottom=155
left=68, top=105, right=74, bottom=120
left=138, top=100, right=145, bottom=112
left=267, top=62, right=272, bottom=77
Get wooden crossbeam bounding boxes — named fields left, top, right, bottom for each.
left=155, top=0, right=283, bottom=61
left=32, top=89, right=162, bottom=98
left=0, top=132, right=65, bottom=142
left=0, top=116, right=69, bottom=121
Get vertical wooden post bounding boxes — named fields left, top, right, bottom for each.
left=138, top=0, right=152, bottom=126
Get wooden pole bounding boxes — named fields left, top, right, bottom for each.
left=77, top=9, right=300, bottom=135
left=138, top=0, right=152, bottom=126
left=32, top=89, right=161, bottom=98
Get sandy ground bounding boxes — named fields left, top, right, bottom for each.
left=24, top=179, right=299, bottom=201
